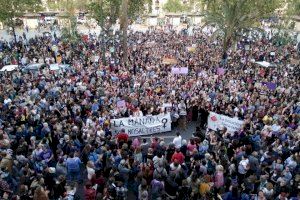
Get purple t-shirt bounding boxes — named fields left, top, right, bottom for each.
left=41, top=149, right=52, bottom=161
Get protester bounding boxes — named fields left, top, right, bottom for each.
left=172, top=132, right=182, bottom=148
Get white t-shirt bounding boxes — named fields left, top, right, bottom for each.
left=4, top=98, right=12, bottom=105
left=21, top=57, right=27, bottom=65
left=87, top=166, right=95, bottom=180
left=173, top=136, right=182, bottom=148
left=262, top=188, right=274, bottom=198
left=238, top=159, right=249, bottom=174
left=178, top=103, right=187, bottom=116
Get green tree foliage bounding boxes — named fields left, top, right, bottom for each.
left=0, top=0, right=42, bottom=20
left=61, top=17, right=80, bottom=44
left=163, top=0, right=189, bottom=13
left=58, top=0, right=85, bottom=44
left=88, top=0, right=121, bottom=28
left=88, top=0, right=152, bottom=65
left=0, top=0, right=42, bottom=42
left=287, top=0, right=300, bottom=16
left=0, top=0, right=42, bottom=25
left=88, top=0, right=151, bottom=27
left=87, top=0, right=122, bottom=65
left=47, top=0, right=92, bottom=44
left=128, top=0, right=152, bottom=20
left=202, top=0, right=284, bottom=53
left=47, top=0, right=86, bottom=12
left=120, top=0, right=152, bottom=64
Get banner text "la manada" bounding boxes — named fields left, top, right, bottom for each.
left=112, top=116, right=165, bottom=127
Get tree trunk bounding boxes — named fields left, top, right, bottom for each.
left=222, top=37, right=231, bottom=55
left=232, top=40, right=237, bottom=52
left=101, top=30, right=106, bottom=66
left=11, top=19, right=19, bottom=65
left=98, top=0, right=106, bottom=65
left=12, top=22, right=17, bottom=44
left=120, top=0, right=128, bottom=66
left=222, top=36, right=231, bottom=67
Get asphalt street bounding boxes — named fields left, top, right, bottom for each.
left=138, top=120, right=199, bottom=144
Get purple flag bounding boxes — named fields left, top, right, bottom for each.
left=262, top=82, right=276, bottom=90
left=171, top=67, right=188, bottom=75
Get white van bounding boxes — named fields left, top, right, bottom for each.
left=0, top=65, right=18, bottom=72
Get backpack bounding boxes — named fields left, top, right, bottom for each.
left=154, top=168, right=167, bottom=178
left=231, top=176, right=238, bottom=187
left=151, top=181, right=163, bottom=198
left=207, top=160, right=215, bottom=174
left=178, top=186, right=191, bottom=200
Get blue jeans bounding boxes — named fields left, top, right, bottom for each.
left=142, top=154, right=147, bottom=163
left=67, top=170, right=80, bottom=182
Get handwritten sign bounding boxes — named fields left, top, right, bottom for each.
left=187, top=47, right=196, bottom=52
left=171, top=67, right=188, bottom=75
left=117, top=100, right=126, bottom=108
left=163, top=103, right=172, bottom=108
left=198, top=71, right=208, bottom=78
left=162, top=58, right=178, bottom=65
left=208, top=112, right=244, bottom=133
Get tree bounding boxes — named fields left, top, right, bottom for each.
left=120, top=0, right=129, bottom=65
left=47, top=0, right=86, bottom=12
left=0, top=0, right=42, bottom=42
left=57, top=0, right=86, bottom=44
left=187, top=0, right=203, bottom=13
left=163, top=0, right=189, bottom=13
left=287, top=0, right=300, bottom=16
left=201, top=0, right=284, bottom=55
left=88, top=0, right=121, bottom=29
left=88, top=0, right=121, bottom=65
left=120, top=0, right=152, bottom=65
left=128, top=0, right=152, bottom=20
left=88, top=0, right=152, bottom=66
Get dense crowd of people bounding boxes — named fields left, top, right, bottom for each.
left=0, top=25, right=299, bottom=200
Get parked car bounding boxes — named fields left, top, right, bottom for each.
left=45, top=16, right=55, bottom=24
left=0, top=65, right=18, bottom=73
left=49, top=64, right=71, bottom=72
left=22, top=63, right=46, bottom=73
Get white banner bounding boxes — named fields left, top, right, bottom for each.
left=110, top=113, right=172, bottom=136
left=207, top=112, right=244, bottom=133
